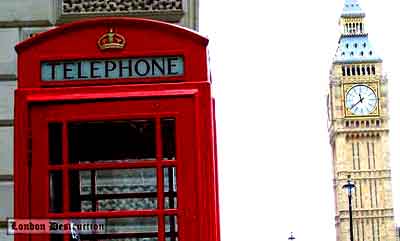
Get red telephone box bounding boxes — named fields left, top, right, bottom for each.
left=14, top=18, right=220, bottom=241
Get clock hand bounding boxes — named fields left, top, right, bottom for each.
left=350, top=99, right=363, bottom=110
left=359, top=94, right=364, bottom=103
left=350, top=93, right=365, bottom=110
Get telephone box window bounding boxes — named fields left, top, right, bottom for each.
left=49, top=171, right=63, bottom=213
left=49, top=123, right=63, bottom=165
left=69, top=168, right=157, bottom=212
left=165, top=215, right=178, bottom=241
left=164, top=167, right=177, bottom=209
left=68, top=120, right=156, bottom=163
left=50, top=234, right=63, bottom=241
left=162, top=118, right=176, bottom=160
left=82, top=238, right=157, bottom=241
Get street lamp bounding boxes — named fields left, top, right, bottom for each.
left=288, top=232, right=295, bottom=241
left=343, top=175, right=355, bottom=241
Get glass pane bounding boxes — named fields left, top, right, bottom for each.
left=81, top=239, right=157, bottom=241
left=105, top=217, right=158, bottom=233
left=50, top=234, right=64, bottom=241
left=80, top=200, right=92, bottom=212
left=76, top=217, right=158, bottom=240
left=70, top=168, right=157, bottom=212
left=96, top=169, right=157, bottom=194
left=68, top=120, right=155, bottom=163
left=162, top=118, right=176, bottom=160
left=70, top=170, right=95, bottom=212
left=164, top=197, right=177, bottom=210
left=49, top=123, right=63, bottom=165
left=164, top=167, right=177, bottom=209
left=97, top=198, right=157, bottom=211
left=79, top=171, right=92, bottom=195
left=165, top=215, right=178, bottom=241
left=49, top=171, right=63, bottom=213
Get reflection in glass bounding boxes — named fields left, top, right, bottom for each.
left=70, top=168, right=157, bottom=212
left=80, top=200, right=92, bottom=212
left=97, top=198, right=157, bottom=211
left=81, top=239, right=157, bottom=241
left=70, top=170, right=94, bottom=212
left=104, top=217, right=158, bottom=233
left=50, top=234, right=63, bottom=241
left=49, top=123, right=62, bottom=165
left=77, top=217, right=158, bottom=241
left=68, top=120, right=156, bottom=163
left=164, top=167, right=177, bottom=209
left=49, top=171, right=63, bottom=213
left=96, top=169, right=157, bottom=194
left=162, top=118, right=176, bottom=160
left=165, top=215, right=178, bottom=241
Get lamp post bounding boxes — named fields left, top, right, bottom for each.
left=343, top=175, right=355, bottom=241
left=288, top=232, right=295, bottom=241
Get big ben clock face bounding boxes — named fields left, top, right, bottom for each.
left=345, top=84, right=378, bottom=116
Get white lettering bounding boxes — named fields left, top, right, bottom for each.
left=41, top=56, right=184, bottom=81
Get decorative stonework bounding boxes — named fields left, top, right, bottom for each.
left=63, top=0, right=183, bottom=13
left=57, top=0, right=185, bottom=24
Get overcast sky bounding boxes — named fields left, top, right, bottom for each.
left=199, top=0, right=400, bottom=241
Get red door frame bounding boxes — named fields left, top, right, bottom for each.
left=14, top=18, right=220, bottom=241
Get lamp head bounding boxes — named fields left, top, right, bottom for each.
left=342, top=175, right=355, bottom=194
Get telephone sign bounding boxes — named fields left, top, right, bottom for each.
left=41, top=56, right=184, bottom=81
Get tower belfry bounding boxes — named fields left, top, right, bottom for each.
left=328, top=1, right=397, bottom=241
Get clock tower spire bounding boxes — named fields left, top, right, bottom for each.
left=328, top=1, right=396, bottom=241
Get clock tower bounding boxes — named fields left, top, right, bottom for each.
left=328, top=1, right=397, bottom=241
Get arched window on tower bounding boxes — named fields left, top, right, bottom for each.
left=367, top=66, right=371, bottom=75
left=356, top=23, right=359, bottom=33
left=372, top=65, right=376, bottom=75
left=352, top=66, right=356, bottom=75
left=342, top=66, right=346, bottom=76
left=357, top=66, right=361, bottom=75
left=362, top=66, right=366, bottom=75
left=360, top=23, right=363, bottom=33
left=347, top=67, right=351, bottom=76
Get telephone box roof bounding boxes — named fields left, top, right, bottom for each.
left=15, top=17, right=208, bottom=53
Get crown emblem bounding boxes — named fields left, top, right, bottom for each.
left=97, top=28, right=126, bottom=50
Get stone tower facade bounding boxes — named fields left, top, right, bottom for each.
left=328, top=1, right=397, bottom=241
